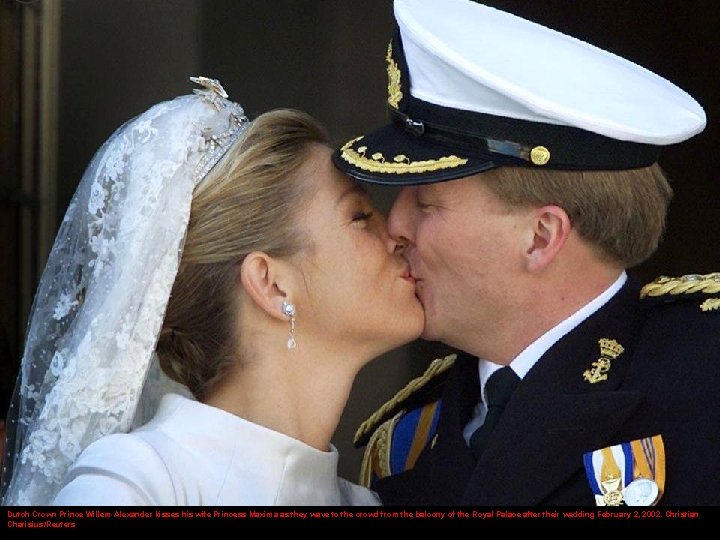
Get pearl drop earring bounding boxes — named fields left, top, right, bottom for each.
left=281, top=300, right=297, bottom=350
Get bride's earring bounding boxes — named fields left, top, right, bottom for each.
left=281, top=300, right=297, bottom=350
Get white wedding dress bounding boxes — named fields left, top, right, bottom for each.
left=53, top=393, right=380, bottom=506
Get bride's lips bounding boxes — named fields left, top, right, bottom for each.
left=400, top=265, right=416, bottom=284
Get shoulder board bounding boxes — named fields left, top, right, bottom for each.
left=640, top=272, right=720, bottom=312
left=353, top=353, right=456, bottom=448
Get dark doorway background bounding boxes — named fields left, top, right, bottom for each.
left=3, top=0, right=718, bottom=481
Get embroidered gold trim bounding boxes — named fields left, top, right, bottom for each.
left=340, top=137, right=468, bottom=175
left=640, top=272, right=720, bottom=298
left=353, top=353, right=456, bottom=445
left=386, top=42, right=403, bottom=109
left=358, top=410, right=403, bottom=488
left=700, top=298, right=720, bottom=312
left=583, top=338, right=624, bottom=384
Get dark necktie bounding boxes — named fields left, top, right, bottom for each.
left=469, top=366, right=520, bottom=459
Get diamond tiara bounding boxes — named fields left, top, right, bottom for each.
left=190, top=76, right=250, bottom=185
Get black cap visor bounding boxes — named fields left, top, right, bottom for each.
left=333, top=123, right=503, bottom=186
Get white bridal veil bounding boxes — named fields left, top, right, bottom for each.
left=1, top=77, right=249, bottom=506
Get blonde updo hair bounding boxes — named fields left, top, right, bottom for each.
left=156, top=109, right=330, bottom=400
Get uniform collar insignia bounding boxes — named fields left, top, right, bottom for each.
left=583, top=338, right=624, bottom=384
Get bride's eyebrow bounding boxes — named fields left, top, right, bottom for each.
left=335, top=183, right=368, bottom=207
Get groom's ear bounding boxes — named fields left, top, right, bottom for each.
left=523, top=205, right=571, bottom=272
left=239, top=251, right=293, bottom=321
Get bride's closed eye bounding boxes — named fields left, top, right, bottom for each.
left=352, top=210, right=374, bottom=222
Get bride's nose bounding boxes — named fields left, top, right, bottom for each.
left=387, top=236, right=407, bottom=256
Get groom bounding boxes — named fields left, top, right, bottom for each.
left=333, top=0, right=720, bottom=505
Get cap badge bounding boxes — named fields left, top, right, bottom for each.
left=583, top=338, right=624, bottom=384
left=386, top=42, right=403, bottom=109
left=584, top=435, right=665, bottom=506
left=530, top=145, right=551, bottom=165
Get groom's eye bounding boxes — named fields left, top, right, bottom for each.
left=416, top=198, right=433, bottom=210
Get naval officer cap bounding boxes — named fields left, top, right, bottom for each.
left=333, top=0, right=706, bottom=185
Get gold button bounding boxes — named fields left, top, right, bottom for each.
left=530, top=145, right=550, bottom=166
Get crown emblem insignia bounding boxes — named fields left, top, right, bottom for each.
left=598, top=338, right=624, bottom=359
left=583, top=338, right=624, bottom=384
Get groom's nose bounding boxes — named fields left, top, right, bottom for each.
left=387, top=187, right=417, bottom=248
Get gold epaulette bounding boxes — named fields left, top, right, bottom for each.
left=640, top=272, right=720, bottom=312
left=353, top=353, right=456, bottom=447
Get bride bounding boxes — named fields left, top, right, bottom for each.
left=0, top=77, right=423, bottom=506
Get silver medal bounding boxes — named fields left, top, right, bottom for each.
left=623, top=478, right=659, bottom=506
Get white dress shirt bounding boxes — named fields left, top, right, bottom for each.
left=53, top=393, right=380, bottom=506
left=463, top=271, right=627, bottom=444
